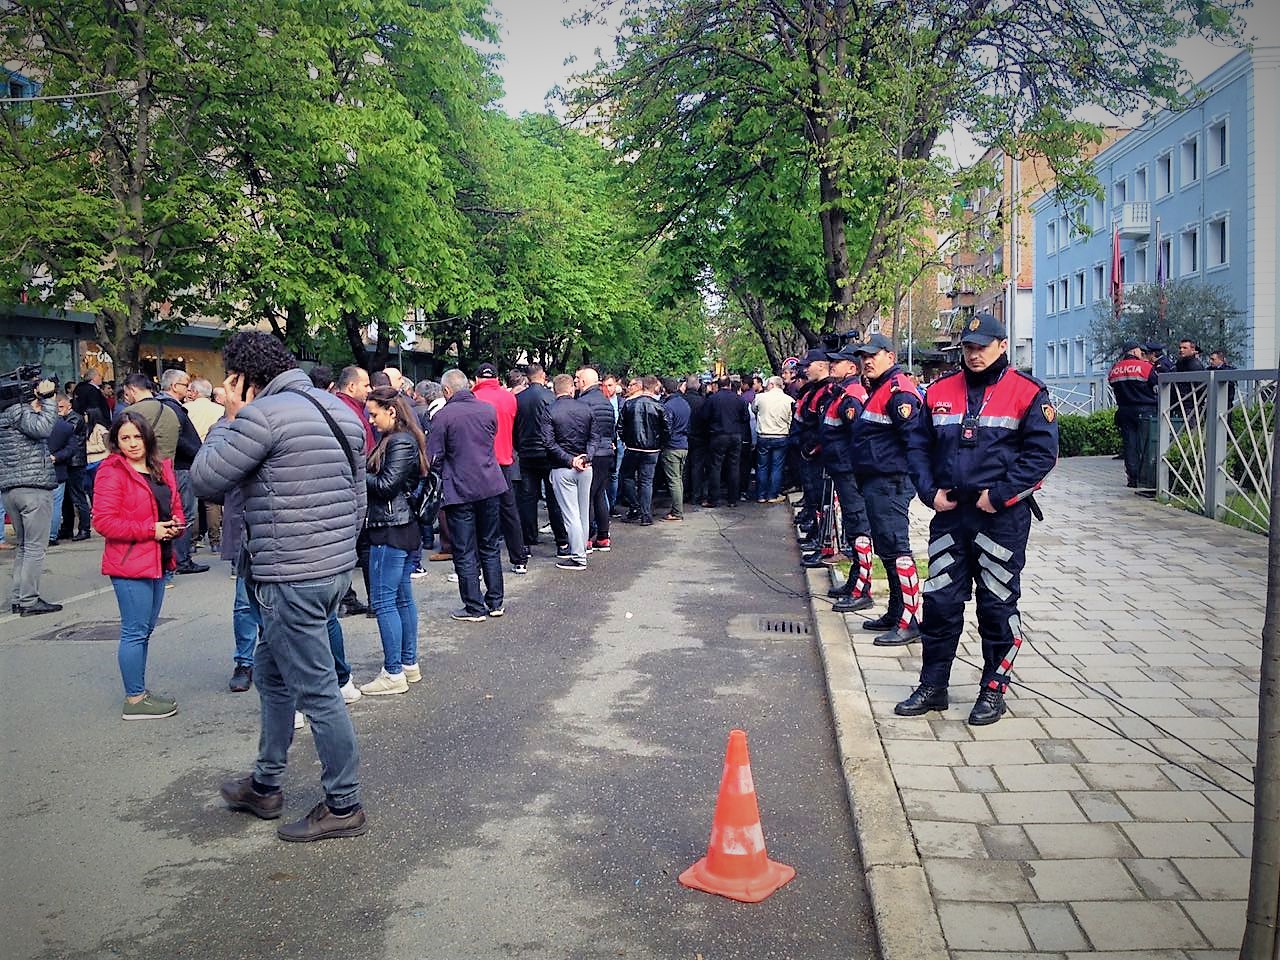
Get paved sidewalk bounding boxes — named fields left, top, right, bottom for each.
left=812, top=455, right=1265, bottom=959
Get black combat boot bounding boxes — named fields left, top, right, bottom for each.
left=833, top=591, right=874, bottom=614
left=968, top=688, right=1007, bottom=726
left=861, top=570, right=902, bottom=631
left=874, top=620, right=921, bottom=646
left=894, top=685, right=949, bottom=716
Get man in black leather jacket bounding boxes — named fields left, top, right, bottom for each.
left=513, top=364, right=568, bottom=554
left=618, top=375, right=670, bottom=525
left=574, top=367, right=617, bottom=550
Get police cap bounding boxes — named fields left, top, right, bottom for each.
left=1142, top=341, right=1166, bottom=354
left=825, top=342, right=861, bottom=362
left=1120, top=341, right=1141, bottom=354
left=852, top=333, right=896, bottom=356
left=797, top=348, right=829, bottom=367
left=959, top=311, right=1007, bottom=346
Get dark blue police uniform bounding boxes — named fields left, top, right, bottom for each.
left=901, top=312, right=1058, bottom=725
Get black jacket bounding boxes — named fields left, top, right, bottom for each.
left=72, top=381, right=111, bottom=430
left=62, top=410, right=87, bottom=468
left=578, top=384, right=616, bottom=457
left=685, top=390, right=708, bottom=442
left=365, top=432, right=422, bottom=528
left=619, top=394, right=668, bottom=451
left=48, top=416, right=75, bottom=484
left=541, top=395, right=594, bottom=468
left=705, top=388, right=750, bottom=439
left=156, top=394, right=202, bottom=470
left=515, top=383, right=553, bottom=460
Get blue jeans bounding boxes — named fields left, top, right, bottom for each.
left=368, top=542, right=418, bottom=673
left=234, top=574, right=350, bottom=685
left=445, top=497, right=504, bottom=615
left=247, top=572, right=360, bottom=809
left=620, top=449, right=659, bottom=520
left=755, top=437, right=788, bottom=501
left=50, top=482, right=65, bottom=540
left=112, top=576, right=167, bottom=697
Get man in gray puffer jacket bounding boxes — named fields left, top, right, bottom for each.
left=191, top=332, right=369, bottom=843
left=1, top=374, right=63, bottom=615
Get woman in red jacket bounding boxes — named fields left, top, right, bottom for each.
left=92, top=412, right=185, bottom=720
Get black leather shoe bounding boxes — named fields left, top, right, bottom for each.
left=874, top=622, right=921, bottom=646
left=968, top=688, right=1007, bottom=726
left=47, top=538, right=59, bottom=547
left=828, top=580, right=853, bottom=598
left=228, top=664, right=253, bottom=693
left=341, top=599, right=369, bottom=617
left=20, top=598, right=62, bottom=616
left=277, top=800, right=368, bottom=842
left=72, top=531, right=91, bottom=541
left=800, top=552, right=830, bottom=569
left=894, top=685, right=949, bottom=716
left=861, top=611, right=897, bottom=631
left=832, top=594, right=874, bottom=614
left=10, top=603, right=18, bottom=614
left=220, top=776, right=284, bottom=820
left=175, top=561, right=210, bottom=574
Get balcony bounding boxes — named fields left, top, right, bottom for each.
left=1113, top=201, right=1151, bottom=239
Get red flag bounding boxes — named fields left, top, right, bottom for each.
left=1110, top=228, right=1123, bottom=318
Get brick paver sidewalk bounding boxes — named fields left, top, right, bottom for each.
left=834, top=455, right=1265, bottom=958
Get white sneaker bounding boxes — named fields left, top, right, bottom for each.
left=339, top=679, right=362, bottom=704
left=402, top=663, right=422, bottom=683
left=445, top=572, right=459, bottom=583
left=293, top=710, right=305, bottom=729
left=360, top=669, right=409, bottom=696
left=410, top=566, right=430, bottom=580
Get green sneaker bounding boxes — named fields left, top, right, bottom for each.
left=122, top=693, right=179, bottom=721
left=149, top=690, right=178, bottom=707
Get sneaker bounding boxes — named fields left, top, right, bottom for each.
left=488, top=606, right=505, bottom=618
left=294, top=710, right=306, bottom=729
left=409, top=565, right=430, bottom=580
left=450, top=609, right=488, bottom=623
left=339, top=678, right=363, bottom=703
left=592, top=538, right=611, bottom=552
left=556, top=558, right=588, bottom=571
left=175, top=561, right=210, bottom=574
left=556, top=544, right=571, bottom=558
left=445, top=572, right=459, bottom=583
left=402, top=663, right=422, bottom=683
left=122, top=693, right=178, bottom=721
left=228, top=664, right=253, bottom=693
left=510, top=563, right=528, bottom=575
left=539, top=523, right=553, bottom=535
left=359, top=669, right=410, bottom=696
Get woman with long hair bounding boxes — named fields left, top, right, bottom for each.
left=359, top=386, right=428, bottom=696
left=92, top=411, right=185, bottom=719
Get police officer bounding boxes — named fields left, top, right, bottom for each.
left=899, top=312, right=1058, bottom=725
left=789, top=349, right=837, bottom=545
left=810, top=342, right=874, bottom=613
left=850, top=333, right=924, bottom=645
left=1107, top=342, right=1159, bottom=488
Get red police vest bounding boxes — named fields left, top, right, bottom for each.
left=926, top=367, right=1042, bottom=433
left=861, top=372, right=921, bottom=425
left=1107, top=357, right=1156, bottom=385
left=822, top=380, right=868, bottom=428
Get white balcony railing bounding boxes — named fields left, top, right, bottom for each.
left=1113, top=201, right=1151, bottom=239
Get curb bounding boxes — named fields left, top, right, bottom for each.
left=804, top=566, right=948, bottom=960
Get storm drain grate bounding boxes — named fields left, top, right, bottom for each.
left=756, top=616, right=811, bottom=636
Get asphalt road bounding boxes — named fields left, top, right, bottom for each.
left=1, top=498, right=877, bottom=960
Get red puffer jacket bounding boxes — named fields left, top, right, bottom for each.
left=92, top=453, right=184, bottom=579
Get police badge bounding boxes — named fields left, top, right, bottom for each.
left=897, top=402, right=914, bottom=420
left=1042, top=403, right=1056, bottom=423
left=969, top=317, right=981, bottom=331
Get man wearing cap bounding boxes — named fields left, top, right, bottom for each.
left=847, top=333, right=924, bottom=645
left=812, top=343, right=876, bottom=613
left=1144, top=341, right=1174, bottom=375
left=788, top=349, right=836, bottom=540
left=899, top=312, right=1058, bottom=726
left=472, top=362, right=532, bottom=575
left=1107, top=342, right=1159, bottom=488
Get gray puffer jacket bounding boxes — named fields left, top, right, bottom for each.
left=190, top=368, right=367, bottom=583
left=0, top=398, right=57, bottom=492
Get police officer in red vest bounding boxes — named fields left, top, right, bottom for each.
left=899, top=312, right=1058, bottom=725
left=790, top=349, right=837, bottom=544
left=849, top=333, right=925, bottom=645
left=810, top=342, right=875, bottom=612
left=1107, top=342, right=1159, bottom=487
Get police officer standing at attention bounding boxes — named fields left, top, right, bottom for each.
left=850, top=333, right=925, bottom=645
left=899, top=312, right=1058, bottom=725
left=811, top=342, right=875, bottom=614
left=1106, top=342, right=1159, bottom=488
left=790, top=349, right=836, bottom=547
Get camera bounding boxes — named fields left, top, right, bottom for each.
left=0, top=364, right=44, bottom=409
left=820, top=329, right=862, bottom=352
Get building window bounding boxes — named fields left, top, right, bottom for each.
left=1058, top=278, right=1068, bottom=311
left=1180, top=227, right=1199, bottom=275
left=1091, top=195, right=1104, bottom=230
left=1092, top=264, right=1105, bottom=301
left=1180, top=138, right=1199, bottom=187
left=1134, top=245, right=1147, bottom=284
left=1046, top=220, right=1057, bottom=254
left=1112, top=178, right=1127, bottom=207
left=1208, top=217, right=1228, bottom=267
left=1058, top=340, right=1069, bottom=376
left=1046, top=282, right=1056, bottom=315
left=1074, top=271, right=1085, bottom=306
left=1208, top=119, right=1228, bottom=171
left=1134, top=166, right=1148, bottom=201
left=1074, top=339, right=1086, bottom=375
left=1156, top=153, right=1172, bottom=197
left=1157, top=237, right=1172, bottom=282
left=1046, top=342, right=1055, bottom=375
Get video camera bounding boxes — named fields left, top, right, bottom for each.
left=821, top=329, right=862, bottom=352
left=0, top=364, right=49, bottom=409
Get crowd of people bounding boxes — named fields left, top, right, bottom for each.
left=2, top=312, right=1060, bottom=840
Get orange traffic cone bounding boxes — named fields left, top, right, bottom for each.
left=679, top=729, right=796, bottom=903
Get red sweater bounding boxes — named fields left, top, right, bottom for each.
left=92, top=453, right=184, bottom=579
left=472, top=378, right=516, bottom=466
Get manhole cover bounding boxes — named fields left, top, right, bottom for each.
left=30, top=618, right=170, bottom=642
left=756, top=617, right=811, bottom=636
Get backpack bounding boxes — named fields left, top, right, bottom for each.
left=406, top=469, right=444, bottom=525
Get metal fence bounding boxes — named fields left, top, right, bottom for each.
left=1043, top=374, right=1113, bottom=416
left=1156, top=368, right=1276, bottom=534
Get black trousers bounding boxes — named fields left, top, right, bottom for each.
left=516, top=457, right=567, bottom=547
left=687, top=438, right=709, bottom=503
left=498, top=463, right=528, bottom=565
left=707, top=434, right=740, bottom=505
left=589, top=453, right=614, bottom=540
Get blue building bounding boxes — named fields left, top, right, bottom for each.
left=1030, top=47, right=1279, bottom=394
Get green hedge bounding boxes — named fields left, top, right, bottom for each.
left=1057, top=408, right=1121, bottom=457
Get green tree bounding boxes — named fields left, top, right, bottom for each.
left=1088, top=280, right=1247, bottom=363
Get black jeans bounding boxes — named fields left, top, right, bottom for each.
left=707, top=434, right=740, bottom=505
left=687, top=438, right=709, bottom=503
left=61, top=465, right=91, bottom=536
left=620, top=449, right=660, bottom=521
left=516, top=457, right=567, bottom=547
left=498, top=463, right=528, bottom=565
left=589, top=453, right=614, bottom=540
left=445, top=496, right=504, bottom=615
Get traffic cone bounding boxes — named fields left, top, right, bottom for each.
left=679, top=729, right=796, bottom=903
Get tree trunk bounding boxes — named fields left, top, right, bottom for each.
left=342, top=311, right=370, bottom=368
left=732, top=287, right=783, bottom=373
